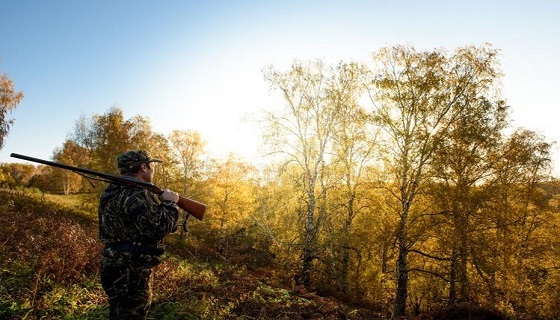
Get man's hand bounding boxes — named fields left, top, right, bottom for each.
left=159, top=189, right=179, bottom=203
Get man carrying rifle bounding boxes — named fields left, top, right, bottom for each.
left=99, top=150, right=180, bottom=319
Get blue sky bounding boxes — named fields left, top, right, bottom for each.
left=1, top=1, right=559, bottom=172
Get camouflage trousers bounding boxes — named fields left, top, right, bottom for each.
left=101, top=249, right=159, bottom=320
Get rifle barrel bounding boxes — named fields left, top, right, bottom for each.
left=9, top=153, right=206, bottom=220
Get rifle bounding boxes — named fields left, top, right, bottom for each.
left=10, top=153, right=206, bottom=220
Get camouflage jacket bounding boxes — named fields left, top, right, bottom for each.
left=98, top=183, right=179, bottom=246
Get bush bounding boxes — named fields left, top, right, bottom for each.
left=434, top=302, right=507, bottom=320
left=0, top=191, right=104, bottom=319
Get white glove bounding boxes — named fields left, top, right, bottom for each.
left=159, top=189, right=179, bottom=203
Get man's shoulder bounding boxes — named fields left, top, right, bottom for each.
left=101, top=184, right=146, bottom=201
left=104, top=183, right=144, bottom=193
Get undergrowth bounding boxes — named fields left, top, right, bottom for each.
left=3, top=189, right=508, bottom=319
left=0, top=190, right=385, bottom=319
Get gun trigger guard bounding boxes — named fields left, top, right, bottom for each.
left=180, top=212, right=190, bottom=233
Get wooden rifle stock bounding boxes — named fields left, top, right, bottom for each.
left=176, top=196, right=206, bottom=220
left=140, top=182, right=206, bottom=220
left=10, top=153, right=206, bottom=220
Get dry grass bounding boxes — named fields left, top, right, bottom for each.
left=0, top=190, right=418, bottom=319
left=0, top=190, right=105, bottom=319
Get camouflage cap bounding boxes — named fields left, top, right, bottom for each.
left=117, top=150, right=163, bottom=170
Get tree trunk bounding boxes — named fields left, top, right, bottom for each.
left=300, top=196, right=316, bottom=288
left=339, top=197, right=355, bottom=293
left=449, top=248, right=458, bottom=303
left=453, top=206, right=470, bottom=303
left=449, top=242, right=468, bottom=303
left=394, top=206, right=409, bottom=318
left=394, top=237, right=409, bottom=317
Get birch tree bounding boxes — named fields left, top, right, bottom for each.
left=367, top=44, right=501, bottom=317
left=326, top=62, right=376, bottom=293
left=263, top=59, right=351, bottom=287
left=428, top=92, right=508, bottom=303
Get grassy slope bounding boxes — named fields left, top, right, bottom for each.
left=0, top=190, right=385, bottom=320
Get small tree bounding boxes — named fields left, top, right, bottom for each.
left=52, top=140, right=89, bottom=194
left=167, top=129, right=207, bottom=196
left=0, top=64, right=24, bottom=149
